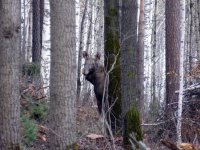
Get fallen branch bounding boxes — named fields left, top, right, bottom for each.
left=175, top=84, right=200, bottom=95
left=129, top=133, right=150, bottom=150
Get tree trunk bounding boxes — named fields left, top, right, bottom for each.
left=22, top=0, right=27, bottom=64
left=49, top=0, right=77, bottom=149
left=40, top=0, right=44, bottom=49
left=85, top=0, right=93, bottom=53
left=32, top=0, right=41, bottom=64
left=177, top=0, right=185, bottom=144
left=104, top=0, right=121, bottom=134
left=151, top=0, right=157, bottom=118
left=77, top=0, right=89, bottom=102
left=27, top=5, right=33, bottom=62
left=120, top=0, right=143, bottom=145
left=165, top=0, right=181, bottom=132
left=82, top=0, right=93, bottom=104
left=0, top=1, right=21, bottom=149
left=137, top=0, right=144, bottom=118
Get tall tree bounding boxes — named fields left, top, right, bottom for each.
left=22, top=0, right=27, bottom=63
left=0, top=1, right=21, bottom=149
left=104, top=0, right=121, bottom=134
left=120, top=0, right=143, bottom=144
left=165, top=0, right=181, bottom=132
left=137, top=0, right=145, bottom=117
left=32, top=0, right=41, bottom=64
left=40, top=0, right=44, bottom=49
left=49, top=0, right=77, bottom=149
left=150, top=0, right=157, bottom=119
left=177, top=0, right=185, bottom=144
left=77, top=0, right=89, bottom=102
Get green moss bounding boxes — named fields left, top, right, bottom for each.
left=105, top=32, right=121, bottom=132
left=128, top=47, right=134, bottom=54
left=108, top=8, right=118, bottom=16
left=105, top=32, right=120, bottom=53
left=123, top=106, right=143, bottom=145
left=104, top=0, right=121, bottom=133
left=105, top=16, right=111, bottom=26
left=127, top=71, right=135, bottom=78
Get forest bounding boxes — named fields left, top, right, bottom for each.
left=0, top=0, right=200, bottom=150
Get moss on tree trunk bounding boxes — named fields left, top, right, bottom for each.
left=123, top=106, right=143, bottom=146
left=104, top=0, right=121, bottom=133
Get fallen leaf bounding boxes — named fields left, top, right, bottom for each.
left=86, top=133, right=104, bottom=140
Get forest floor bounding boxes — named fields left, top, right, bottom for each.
left=23, top=103, right=170, bottom=150
left=20, top=81, right=172, bottom=150
left=26, top=103, right=125, bottom=150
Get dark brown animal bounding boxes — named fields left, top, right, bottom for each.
left=82, top=51, right=105, bottom=114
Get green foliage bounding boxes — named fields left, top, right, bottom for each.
left=21, top=115, right=37, bottom=145
left=22, top=63, right=40, bottom=76
left=31, top=103, right=48, bottom=121
left=124, top=106, right=143, bottom=145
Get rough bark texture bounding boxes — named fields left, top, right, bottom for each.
left=150, top=0, right=157, bottom=120
left=137, top=0, right=144, bottom=116
left=104, top=0, right=121, bottom=133
left=49, top=0, right=77, bottom=149
left=27, top=6, right=33, bottom=62
left=165, top=0, right=181, bottom=129
left=120, top=0, right=138, bottom=117
left=177, top=0, right=185, bottom=143
left=120, top=0, right=143, bottom=145
left=0, top=1, right=21, bottom=149
left=32, top=0, right=41, bottom=63
left=22, top=0, right=26, bottom=64
left=40, top=0, right=44, bottom=49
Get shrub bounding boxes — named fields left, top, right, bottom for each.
left=21, top=115, right=37, bottom=145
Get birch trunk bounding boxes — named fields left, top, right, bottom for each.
left=77, top=0, right=89, bottom=102
left=177, top=0, right=186, bottom=145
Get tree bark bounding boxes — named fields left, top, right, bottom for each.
left=0, top=1, right=21, bottom=149
left=49, top=0, right=77, bottom=149
left=32, top=0, right=41, bottom=64
left=165, top=0, right=181, bottom=131
left=40, top=0, right=44, bottom=49
left=137, top=0, right=145, bottom=118
left=22, top=0, right=26, bottom=64
left=77, top=0, right=89, bottom=102
left=104, top=0, right=121, bottom=134
left=27, top=5, right=33, bottom=62
left=120, top=0, right=138, bottom=117
left=177, top=0, right=185, bottom=144
left=120, top=0, right=143, bottom=145
left=150, top=0, right=160, bottom=121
